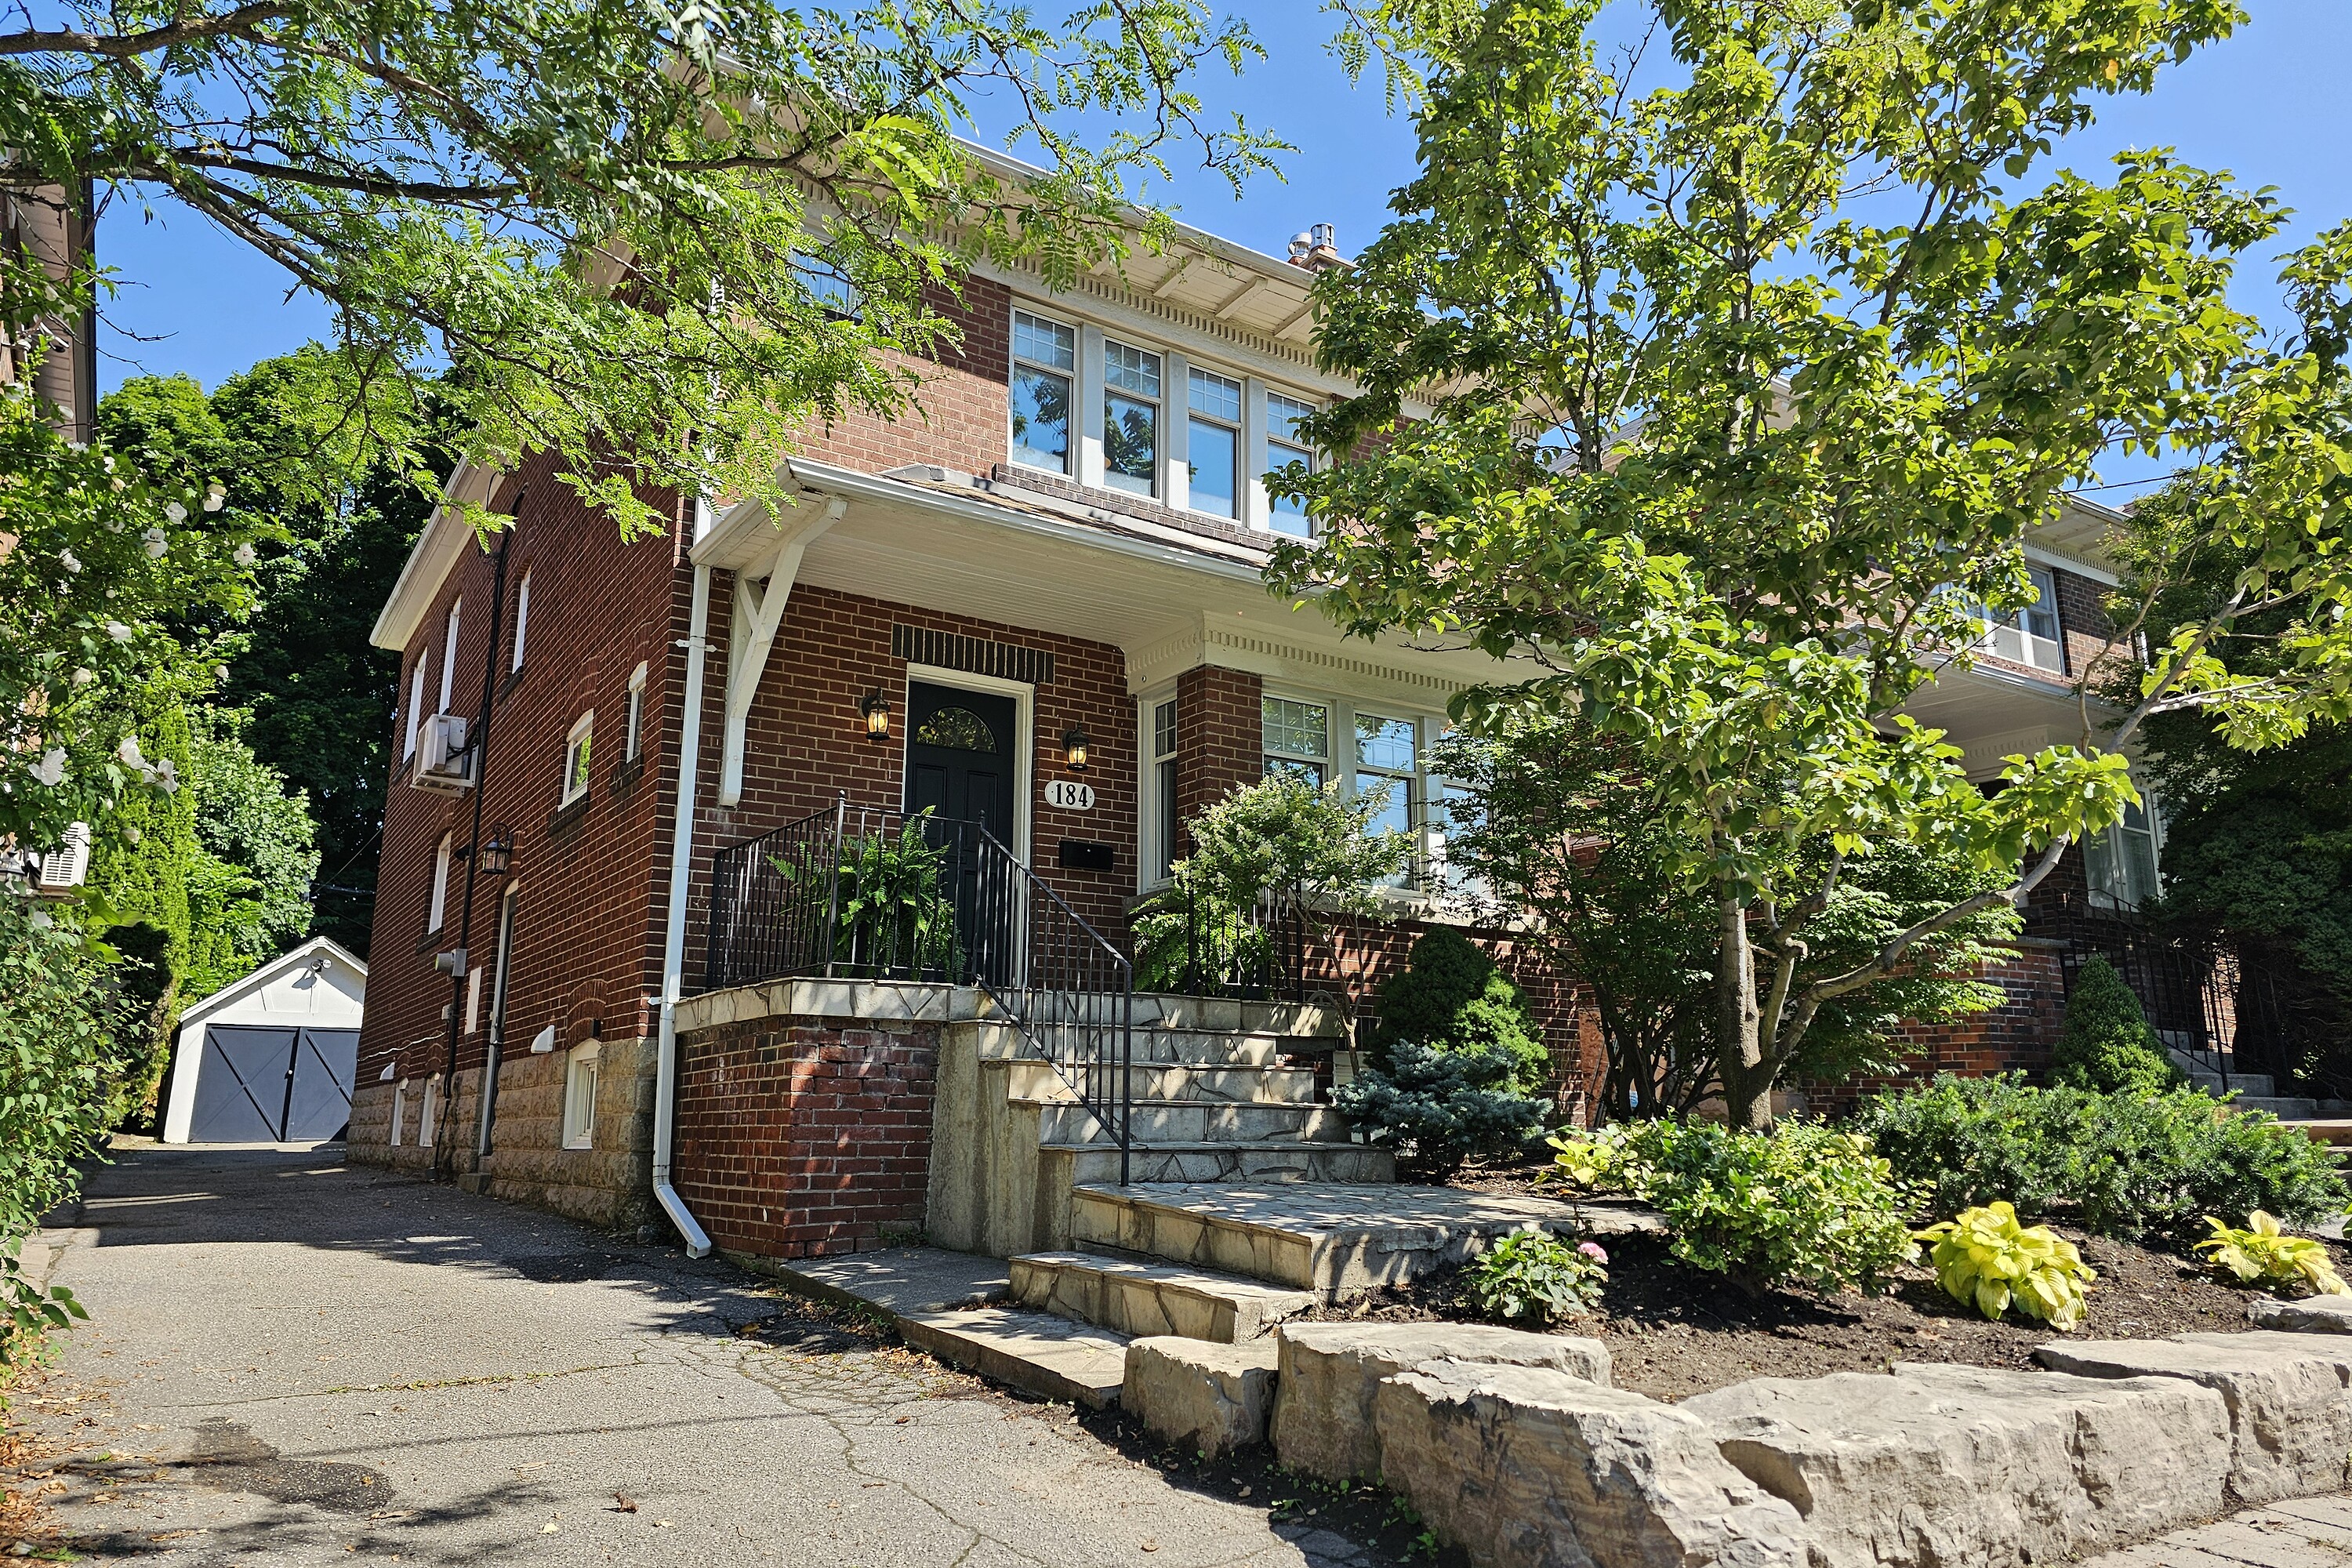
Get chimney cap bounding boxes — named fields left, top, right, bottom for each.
left=1287, top=232, right=1314, bottom=264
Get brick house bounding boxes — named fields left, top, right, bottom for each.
left=344, top=194, right=2167, bottom=1258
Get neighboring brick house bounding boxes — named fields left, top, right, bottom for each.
left=344, top=189, right=2168, bottom=1254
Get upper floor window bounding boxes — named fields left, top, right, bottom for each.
left=561, top=712, right=593, bottom=808
left=791, top=252, right=862, bottom=320
left=437, top=600, right=463, bottom=713
left=624, top=662, right=648, bottom=762
left=1266, top=393, right=1317, bottom=538
left=1186, top=368, right=1243, bottom=520
left=1262, top=696, right=1330, bottom=787
left=1011, top=310, right=1075, bottom=475
left=427, top=832, right=452, bottom=932
left=1981, top=566, right=2063, bottom=672
left=1103, top=339, right=1162, bottom=498
left=510, top=572, right=531, bottom=673
left=403, top=659, right=428, bottom=760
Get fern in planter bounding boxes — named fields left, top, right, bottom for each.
left=771, top=811, right=963, bottom=979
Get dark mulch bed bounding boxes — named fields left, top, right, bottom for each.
left=1305, top=1160, right=2346, bottom=1402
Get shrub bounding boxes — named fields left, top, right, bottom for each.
left=2195, top=1211, right=2349, bottom=1297
left=2050, top=956, right=2183, bottom=1094
left=1369, top=927, right=1548, bottom=1093
left=1550, top=1118, right=1921, bottom=1294
left=1917, top=1202, right=2096, bottom=1329
left=1857, top=1074, right=2351, bottom=1243
left=773, top=812, right=960, bottom=977
left=1466, top=1231, right=1609, bottom=1326
left=1334, top=1037, right=1546, bottom=1178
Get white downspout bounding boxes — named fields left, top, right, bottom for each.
left=652, top=543, right=716, bottom=1258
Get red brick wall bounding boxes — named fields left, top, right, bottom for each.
left=1806, top=941, right=2068, bottom=1116
left=789, top=276, right=1014, bottom=479
left=352, top=456, right=687, bottom=1171
left=1174, top=664, right=1262, bottom=846
left=671, top=1014, right=938, bottom=1258
left=688, top=582, right=1141, bottom=956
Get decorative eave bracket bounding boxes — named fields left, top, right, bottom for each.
left=717, top=496, right=845, bottom=807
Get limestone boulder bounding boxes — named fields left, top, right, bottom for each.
left=2034, top=1330, right=2352, bottom=1503
left=1684, top=1363, right=2230, bottom=1568
left=1269, top=1320, right=1611, bottom=1482
left=1122, top=1336, right=1280, bottom=1458
left=2247, top=1294, right=2352, bottom=1334
left=1376, top=1359, right=1812, bottom=1568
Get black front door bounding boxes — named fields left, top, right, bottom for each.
left=904, top=683, right=1018, bottom=841
left=904, top=682, right=1020, bottom=983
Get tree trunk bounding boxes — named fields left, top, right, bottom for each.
left=1715, top=895, right=1773, bottom=1129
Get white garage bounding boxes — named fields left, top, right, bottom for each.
left=162, top=937, right=368, bottom=1145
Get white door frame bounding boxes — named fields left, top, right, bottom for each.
left=901, top=662, right=1034, bottom=867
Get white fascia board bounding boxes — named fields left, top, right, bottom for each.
left=176, top=935, right=369, bottom=1032
left=368, top=460, right=501, bottom=652
left=2025, top=543, right=2120, bottom=587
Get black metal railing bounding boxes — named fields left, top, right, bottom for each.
left=1160, top=883, right=1308, bottom=1002
left=703, top=798, right=1133, bottom=1177
left=2034, top=903, right=2241, bottom=1089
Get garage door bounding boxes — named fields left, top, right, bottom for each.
left=185, top=1025, right=360, bottom=1143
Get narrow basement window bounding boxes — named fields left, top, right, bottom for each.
left=563, top=1043, right=600, bottom=1150
left=418, top=1076, right=441, bottom=1148
left=390, top=1080, right=408, bottom=1147
left=561, top=711, right=593, bottom=807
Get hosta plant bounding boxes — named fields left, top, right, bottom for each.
left=1917, top=1203, right=2096, bottom=1330
left=1466, top=1230, right=1609, bottom=1327
left=2195, top=1212, right=2349, bottom=1298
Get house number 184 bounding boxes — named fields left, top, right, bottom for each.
left=1047, top=780, right=1096, bottom=811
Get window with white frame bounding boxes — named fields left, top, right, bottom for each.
left=1186, top=368, right=1243, bottom=519
left=791, top=251, right=863, bottom=319
left=1355, top=713, right=1420, bottom=874
left=1266, top=393, right=1317, bottom=537
left=510, top=571, right=531, bottom=673
left=1980, top=566, right=2063, bottom=672
left=404, top=659, right=428, bottom=759
left=1261, top=696, right=1330, bottom=787
left=625, top=662, right=648, bottom=762
left=563, top=1042, right=600, bottom=1149
left=2085, top=791, right=2161, bottom=911
left=427, top=832, right=452, bottom=932
left=561, top=712, right=593, bottom=807
left=1149, top=697, right=1180, bottom=884
left=390, top=1079, right=408, bottom=1146
left=1102, top=339, right=1162, bottom=498
left=418, top=1076, right=441, bottom=1147
left=437, top=600, right=463, bottom=713
left=1011, top=310, right=1076, bottom=474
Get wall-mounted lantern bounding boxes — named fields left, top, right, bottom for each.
left=1062, top=726, right=1091, bottom=771
left=859, top=690, right=893, bottom=741
left=479, top=824, right=516, bottom=877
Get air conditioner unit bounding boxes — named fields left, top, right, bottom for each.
left=412, top=713, right=475, bottom=792
left=34, top=822, right=92, bottom=893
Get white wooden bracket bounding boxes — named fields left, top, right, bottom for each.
left=717, top=497, right=845, bottom=806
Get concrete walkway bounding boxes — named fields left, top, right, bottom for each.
left=2, top=1142, right=1370, bottom=1566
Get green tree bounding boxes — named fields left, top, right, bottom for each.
left=3, top=0, right=1286, bottom=540
left=1269, top=0, right=2352, bottom=1127
left=1367, top=927, right=1548, bottom=1091
left=184, top=714, right=321, bottom=1000
left=2050, top=955, right=2182, bottom=1095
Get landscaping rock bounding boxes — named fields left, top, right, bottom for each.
left=1376, top=1359, right=1812, bottom=1568
left=1122, top=1336, right=1279, bottom=1457
left=2034, top=1331, right=2352, bottom=1504
left=2247, top=1294, right=2352, bottom=1333
left=1269, top=1321, right=1612, bottom=1482
left=1684, top=1363, right=2230, bottom=1568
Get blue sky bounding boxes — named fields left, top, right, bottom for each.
left=97, top=0, right=2352, bottom=473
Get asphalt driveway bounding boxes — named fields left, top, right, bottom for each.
left=5, top=1142, right=1366, bottom=1566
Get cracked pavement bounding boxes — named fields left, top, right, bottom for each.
left=6, top=1142, right=1370, bottom=1566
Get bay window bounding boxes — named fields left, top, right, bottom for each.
left=1011, top=310, right=1075, bottom=474
left=1266, top=392, right=1316, bottom=537
left=1103, top=339, right=1162, bottom=497
left=1186, top=368, right=1243, bottom=519
left=1261, top=696, right=1330, bottom=786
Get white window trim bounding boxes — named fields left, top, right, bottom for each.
left=404, top=659, right=428, bottom=760
left=562, top=1040, right=601, bottom=1150
left=1101, top=335, right=1165, bottom=502
left=1977, top=566, right=2064, bottom=673
left=390, top=1079, right=408, bottom=1147
left=437, top=600, right=463, bottom=714
left=510, top=572, right=531, bottom=673
left=2085, top=783, right=2165, bottom=912
left=427, top=832, right=452, bottom=933
left=624, top=662, right=648, bottom=762
left=1260, top=687, right=1447, bottom=895
left=561, top=710, right=594, bottom=808
left=1137, top=688, right=1181, bottom=892
left=418, top=1075, right=441, bottom=1148
left=1008, top=306, right=1080, bottom=481
left=463, top=962, right=484, bottom=1036
left=1181, top=362, right=1249, bottom=524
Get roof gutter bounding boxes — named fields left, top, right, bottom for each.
left=652, top=518, right=716, bottom=1259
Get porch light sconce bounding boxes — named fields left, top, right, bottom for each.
left=1062, top=726, right=1091, bottom=771
left=859, top=690, right=892, bottom=741
left=479, top=825, right=515, bottom=877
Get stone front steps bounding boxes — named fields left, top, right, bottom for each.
left=1061, top=1181, right=1662, bottom=1297
left=1009, top=1250, right=1318, bottom=1341
left=1043, top=1141, right=1394, bottom=1189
